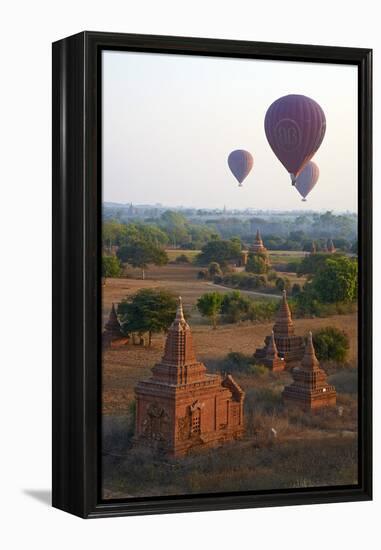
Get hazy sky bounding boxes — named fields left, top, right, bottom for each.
left=103, top=51, right=358, bottom=212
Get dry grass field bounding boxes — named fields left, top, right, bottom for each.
left=101, top=262, right=358, bottom=498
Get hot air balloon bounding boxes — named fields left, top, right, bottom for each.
left=294, top=161, right=319, bottom=201
left=227, top=149, right=253, bottom=187
left=264, top=94, right=326, bottom=185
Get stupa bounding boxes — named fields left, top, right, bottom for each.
left=102, top=303, right=129, bottom=347
left=135, top=298, right=245, bottom=456
left=282, top=332, right=336, bottom=410
left=262, top=331, right=285, bottom=371
left=254, top=290, right=304, bottom=366
left=251, top=229, right=268, bottom=254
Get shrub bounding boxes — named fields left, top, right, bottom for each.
left=285, top=261, right=301, bottom=273
left=248, top=364, right=268, bottom=377
left=175, top=254, right=190, bottom=263
left=221, top=291, right=251, bottom=323
left=208, top=261, right=222, bottom=278
left=267, top=270, right=277, bottom=282
left=311, top=327, right=350, bottom=362
left=247, top=300, right=278, bottom=322
left=291, top=283, right=302, bottom=296
left=197, top=270, right=208, bottom=280
left=275, top=276, right=291, bottom=292
left=246, top=253, right=269, bottom=274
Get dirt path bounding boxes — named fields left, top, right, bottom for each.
left=206, top=282, right=281, bottom=300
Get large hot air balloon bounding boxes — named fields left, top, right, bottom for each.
left=295, top=161, right=319, bottom=201
left=227, top=149, right=253, bottom=187
left=264, top=94, right=326, bottom=185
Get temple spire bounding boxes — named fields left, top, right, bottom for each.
left=301, top=331, right=320, bottom=370
left=266, top=331, right=279, bottom=359
left=175, top=296, right=185, bottom=322
left=256, top=228, right=262, bottom=243
left=104, top=303, right=121, bottom=333
left=273, top=290, right=294, bottom=337
left=161, top=297, right=196, bottom=367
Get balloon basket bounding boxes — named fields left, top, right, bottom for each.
left=302, top=198, right=307, bottom=202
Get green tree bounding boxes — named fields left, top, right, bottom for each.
left=311, top=327, right=350, bottom=362
left=197, top=292, right=223, bottom=329
left=117, top=240, right=168, bottom=279
left=117, top=289, right=178, bottom=346
left=311, top=256, right=358, bottom=303
left=102, top=255, right=122, bottom=282
left=197, top=239, right=241, bottom=266
left=221, top=291, right=251, bottom=323
left=291, top=283, right=302, bottom=296
left=159, top=210, right=188, bottom=247
left=246, top=253, right=268, bottom=274
left=208, top=262, right=222, bottom=278
left=275, top=276, right=291, bottom=292
left=297, top=253, right=332, bottom=278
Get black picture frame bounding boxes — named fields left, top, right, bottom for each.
left=52, top=31, right=372, bottom=519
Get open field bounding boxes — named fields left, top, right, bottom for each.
left=102, top=261, right=358, bottom=498
left=103, top=263, right=281, bottom=327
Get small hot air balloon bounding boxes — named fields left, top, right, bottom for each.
left=227, top=149, right=253, bottom=187
left=294, top=161, right=319, bottom=201
left=264, top=94, right=326, bottom=185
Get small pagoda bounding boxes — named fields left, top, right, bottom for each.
left=102, top=303, right=129, bottom=347
left=135, top=298, right=245, bottom=456
left=254, top=290, right=304, bottom=366
left=262, top=331, right=285, bottom=371
left=251, top=229, right=268, bottom=254
left=282, top=332, right=337, bottom=411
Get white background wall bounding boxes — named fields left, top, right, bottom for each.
left=0, top=1, right=378, bottom=548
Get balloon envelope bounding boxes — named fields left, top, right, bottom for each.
left=295, top=161, right=319, bottom=201
left=264, top=94, right=326, bottom=182
left=227, top=149, right=253, bottom=186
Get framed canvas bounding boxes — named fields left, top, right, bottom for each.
left=52, top=31, right=372, bottom=518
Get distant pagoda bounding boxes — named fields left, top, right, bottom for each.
left=102, top=303, right=129, bottom=347
left=262, top=331, right=285, bottom=372
left=254, top=290, right=304, bottom=366
left=135, top=298, right=245, bottom=456
left=250, top=229, right=268, bottom=254
left=282, top=332, right=337, bottom=411
left=326, top=238, right=336, bottom=253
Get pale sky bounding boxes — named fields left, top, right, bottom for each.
left=102, top=50, right=358, bottom=212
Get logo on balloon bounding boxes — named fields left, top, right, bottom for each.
left=274, top=118, right=301, bottom=152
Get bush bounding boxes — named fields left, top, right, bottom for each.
left=246, top=253, right=269, bottom=274
left=291, top=283, right=302, bottom=296
left=267, top=270, right=277, bottom=282
left=221, top=291, right=251, bottom=323
left=275, top=277, right=291, bottom=292
left=247, top=300, right=278, bottom=322
left=197, top=270, right=208, bottom=280
left=208, top=261, right=222, bottom=278
left=285, top=261, right=301, bottom=273
left=222, top=272, right=267, bottom=291
left=248, top=364, right=268, bottom=377
left=175, top=254, right=190, bottom=263
left=311, top=327, right=350, bottom=362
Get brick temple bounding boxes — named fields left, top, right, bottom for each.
left=102, top=303, right=129, bottom=347
left=261, top=330, right=285, bottom=372
left=282, top=332, right=336, bottom=410
left=254, top=290, right=304, bottom=367
left=251, top=229, right=268, bottom=254
left=134, top=298, right=245, bottom=456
